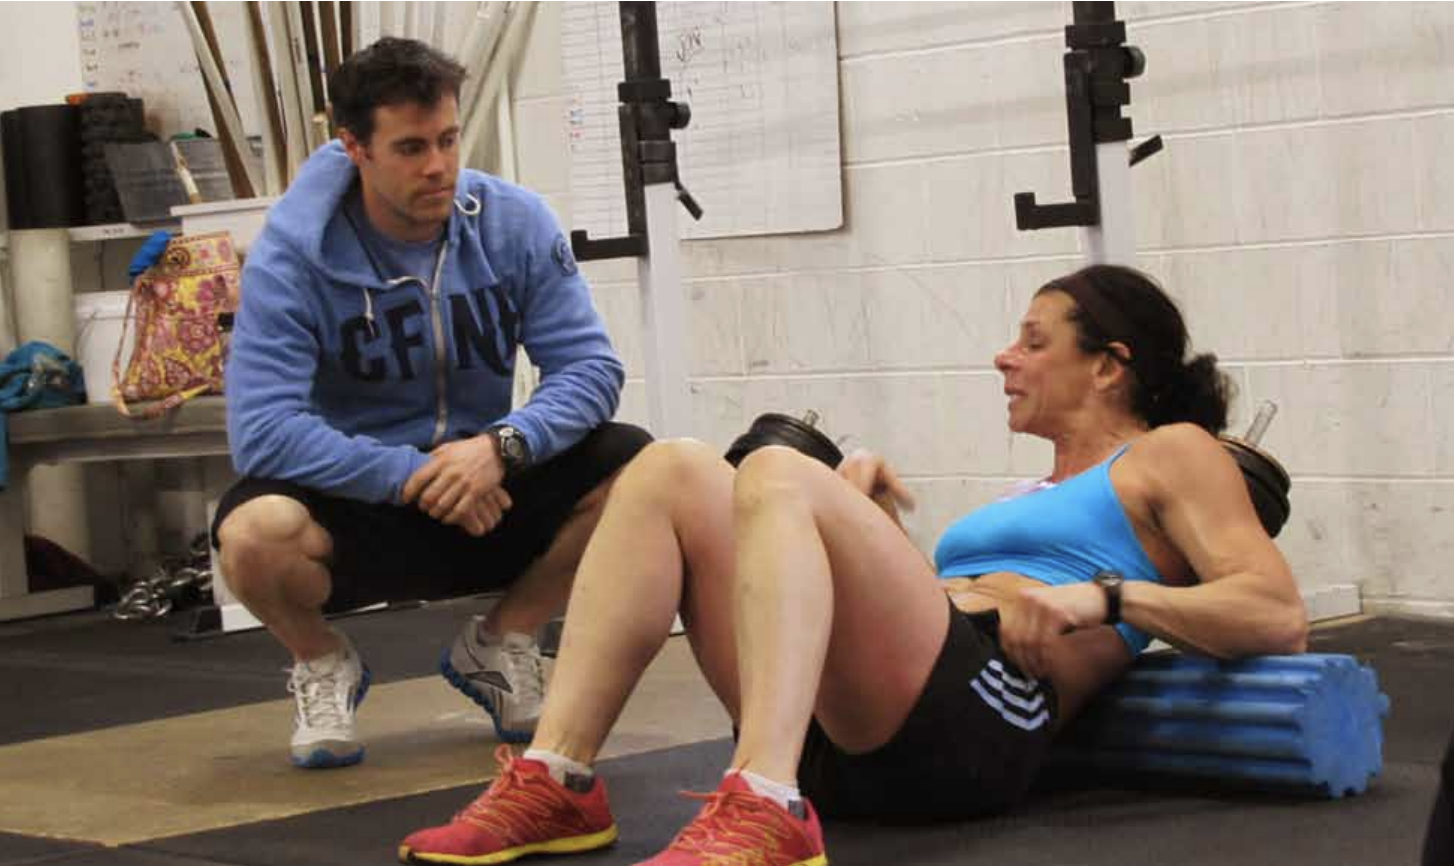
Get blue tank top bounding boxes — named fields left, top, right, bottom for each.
left=933, top=446, right=1165, bottom=654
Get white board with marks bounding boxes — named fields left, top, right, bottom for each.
left=77, top=2, right=260, bottom=141
left=562, top=1, right=843, bottom=241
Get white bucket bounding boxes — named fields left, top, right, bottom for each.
left=73, top=290, right=133, bottom=405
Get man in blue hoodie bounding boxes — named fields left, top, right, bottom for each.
left=211, top=38, right=650, bottom=769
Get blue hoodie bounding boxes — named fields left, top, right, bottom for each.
left=226, top=142, right=625, bottom=504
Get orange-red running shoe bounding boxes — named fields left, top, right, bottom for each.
left=633, top=772, right=827, bottom=866
left=399, top=745, right=618, bottom=864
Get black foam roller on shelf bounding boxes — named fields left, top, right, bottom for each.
left=1, top=110, right=28, bottom=227
left=1, top=104, right=84, bottom=229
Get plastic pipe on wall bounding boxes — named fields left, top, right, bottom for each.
left=459, top=1, right=508, bottom=127
left=0, top=257, right=16, bottom=355
left=9, top=228, right=92, bottom=565
left=266, top=1, right=310, bottom=180
left=460, top=2, right=536, bottom=162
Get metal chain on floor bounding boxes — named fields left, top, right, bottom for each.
left=113, top=533, right=214, bottom=621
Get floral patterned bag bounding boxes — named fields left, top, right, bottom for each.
left=112, top=231, right=239, bottom=418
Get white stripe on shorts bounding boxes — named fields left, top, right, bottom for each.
left=970, top=667, right=1050, bottom=731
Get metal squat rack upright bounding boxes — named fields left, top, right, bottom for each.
left=571, top=1, right=703, bottom=440
left=1014, top=1, right=1162, bottom=266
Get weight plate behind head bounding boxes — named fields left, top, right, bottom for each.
left=1221, top=436, right=1291, bottom=538
left=725, top=412, right=844, bottom=469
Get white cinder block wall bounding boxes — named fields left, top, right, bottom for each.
left=510, top=1, right=1454, bottom=618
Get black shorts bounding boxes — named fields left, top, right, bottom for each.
left=797, top=603, right=1059, bottom=822
left=211, top=422, right=652, bottom=613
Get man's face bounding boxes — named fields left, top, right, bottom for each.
left=341, top=95, right=461, bottom=240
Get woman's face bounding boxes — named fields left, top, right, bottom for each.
left=993, top=291, right=1102, bottom=436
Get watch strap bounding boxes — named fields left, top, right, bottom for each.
left=1096, top=571, right=1123, bottom=625
left=486, top=425, right=531, bottom=477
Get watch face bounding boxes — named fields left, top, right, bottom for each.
left=498, top=428, right=525, bottom=462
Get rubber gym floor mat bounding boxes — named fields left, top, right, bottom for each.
left=136, top=748, right=1438, bottom=866
left=0, top=636, right=729, bottom=846
left=131, top=616, right=1450, bottom=866
left=4, top=616, right=1448, bottom=862
left=6, top=849, right=231, bottom=866
left=0, top=597, right=492, bottom=746
left=0, top=830, right=98, bottom=864
left=144, top=738, right=740, bottom=866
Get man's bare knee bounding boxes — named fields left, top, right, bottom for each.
left=216, top=496, right=329, bottom=593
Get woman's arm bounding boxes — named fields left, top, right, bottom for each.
left=1119, top=424, right=1308, bottom=658
left=997, top=424, right=1307, bottom=677
left=836, top=449, right=915, bottom=530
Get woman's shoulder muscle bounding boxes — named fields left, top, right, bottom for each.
left=1131, top=423, right=1233, bottom=491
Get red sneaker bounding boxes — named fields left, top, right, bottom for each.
left=635, top=772, right=828, bottom=866
left=399, top=745, right=618, bottom=864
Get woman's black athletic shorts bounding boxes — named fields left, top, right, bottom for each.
left=211, top=422, right=651, bottom=613
left=798, top=602, right=1059, bottom=822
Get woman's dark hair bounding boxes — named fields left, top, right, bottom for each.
left=328, top=37, right=468, bottom=143
left=1036, top=265, right=1232, bottom=434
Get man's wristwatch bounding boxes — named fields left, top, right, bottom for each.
left=486, top=425, right=531, bottom=478
left=1093, top=570, right=1125, bottom=625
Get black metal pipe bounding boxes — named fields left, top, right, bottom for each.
left=1015, top=0, right=1148, bottom=232
left=573, top=1, right=700, bottom=262
left=619, top=2, right=661, bottom=82
left=1072, top=2, right=1115, bottom=26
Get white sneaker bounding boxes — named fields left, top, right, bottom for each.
left=287, top=630, right=371, bottom=769
left=439, top=618, right=545, bottom=743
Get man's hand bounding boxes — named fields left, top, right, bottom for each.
left=996, top=583, right=1108, bottom=678
left=403, top=436, right=514, bottom=536
left=836, top=449, right=916, bottom=525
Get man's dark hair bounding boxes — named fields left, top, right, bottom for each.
left=329, top=37, right=467, bottom=143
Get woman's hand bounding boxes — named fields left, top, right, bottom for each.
left=837, top=449, right=916, bottom=525
left=996, top=583, right=1108, bottom=678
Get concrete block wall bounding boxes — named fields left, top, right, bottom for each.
left=511, top=1, right=1454, bottom=617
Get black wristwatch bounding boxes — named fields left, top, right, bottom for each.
left=1093, top=570, right=1125, bottom=625
left=486, top=425, right=532, bottom=478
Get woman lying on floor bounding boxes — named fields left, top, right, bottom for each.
left=399, top=264, right=1309, bottom=866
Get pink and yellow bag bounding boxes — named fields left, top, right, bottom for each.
left=112, top=231, right=239, bottom=418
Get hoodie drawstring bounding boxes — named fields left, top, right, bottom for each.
left=346, top=190, right=475, bottom=338
left=362, top=287, right=377, bottom=338
left=456, top=193, right=481, bottom=216
left=363, top=276, right=428, bottom=338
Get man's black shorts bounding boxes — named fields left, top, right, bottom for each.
left=797, top=602, right=1059, bottom=822
left=211, top=422, right=652, bottom=613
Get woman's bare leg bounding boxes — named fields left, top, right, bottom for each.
left=528, top=439, right=743, bottom=764
left=729, top=446, right=951, bottom=784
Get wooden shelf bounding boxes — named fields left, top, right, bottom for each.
left=67, top=221, right=180, bottom=243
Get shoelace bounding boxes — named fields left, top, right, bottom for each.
left=287, top=662, right=351, bottom=730
left=668, top=788, right=800, bottom=866
left=500, top=644, right=545, bottom=705
left=457, top=746, right=585, bottom=840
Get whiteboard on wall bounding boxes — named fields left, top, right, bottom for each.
left=77, top=2, right=260, bottom=142
left=563, top=1, right=843, bottom=241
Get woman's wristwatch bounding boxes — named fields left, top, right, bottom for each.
left=1093, top=570, right=1125, bottom=625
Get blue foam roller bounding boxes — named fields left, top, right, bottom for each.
left=1052, top=653, right=1390, bottom=798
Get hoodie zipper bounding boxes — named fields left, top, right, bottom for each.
left=426, top=239, right=451, bottom=448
